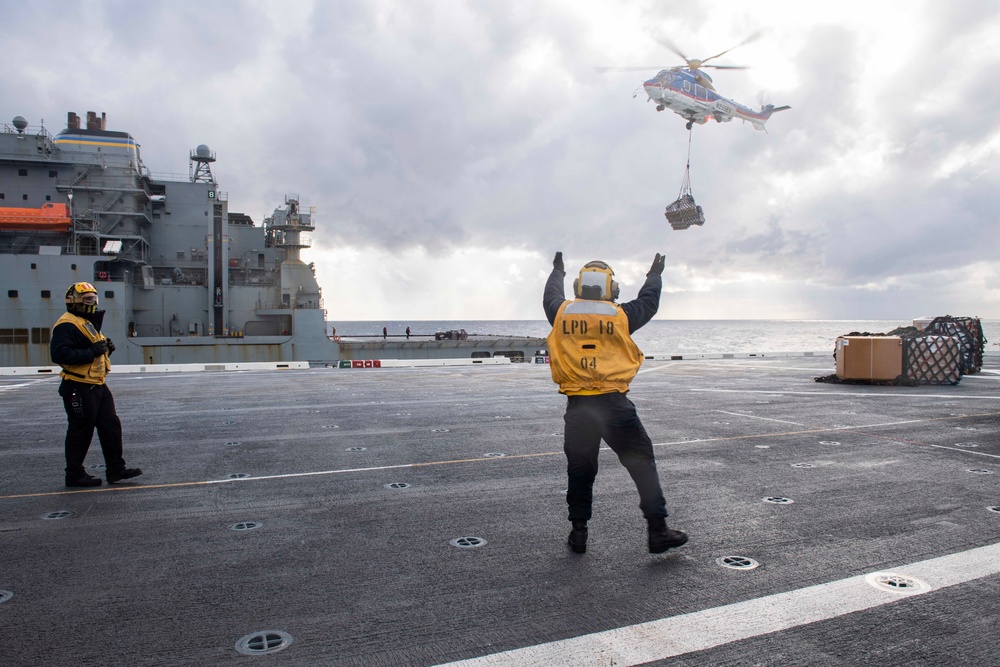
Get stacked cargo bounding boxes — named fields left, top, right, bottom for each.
left=824, top=316, right=986, bottom=386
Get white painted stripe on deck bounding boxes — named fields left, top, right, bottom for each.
left=0, top=378, right=54, bottom=392
left=434, top=541, right=1000, bottom=667
left=714, top=410, right=805, bottom=426
left=693, top=388, right=1000, bottom=400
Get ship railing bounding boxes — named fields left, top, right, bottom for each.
left=229, top=273, right=278, bottom=287
left=277, top=237, right=312, bottom=248
left=0, top=240, right=66, bottom=255
left=56, top=179, right=152, bottom=195
left=1, top=122, right=54, bottom=140
left=146, top=171, right=194, bottom=183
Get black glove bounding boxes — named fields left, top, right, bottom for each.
left=90, top=340, right=108, bottom=357
left=105, top=338, right=116, bottom=355
left=647, top=253, right=665, bottom=276
left=553, top=251, right=564, bottom=273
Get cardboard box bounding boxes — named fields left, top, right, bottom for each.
left=836, top=336, right=903, bottom=381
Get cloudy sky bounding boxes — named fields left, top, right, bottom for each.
left=3, top=0, right=999, bottom=320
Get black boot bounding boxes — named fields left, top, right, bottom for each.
left=647, top=516, right=687, bottom=553
left=107, top=467, right=143, bottom=484
left=568, top=519, right=588, bottom=554
left=66, top=472, right=102, bottom=487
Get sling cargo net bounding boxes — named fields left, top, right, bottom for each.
left=664, top=130, right=705, bottom=231
left=926, top=316, right=986, bottom=374
left=902, top=335, right=962, bottom=385
left=664, top=165, right=705, bottom=231
left=889, top=316, right=986, bottom=376
left=664, top=193, right=705, bottom=230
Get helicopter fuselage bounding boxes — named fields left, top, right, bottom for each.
left=642, top=68, right=788, bottom=130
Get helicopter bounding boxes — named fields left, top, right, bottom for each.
left=598, top=35, right=790, bottom=131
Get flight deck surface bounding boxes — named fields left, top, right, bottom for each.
left=1, top=356, right=998, bottom=666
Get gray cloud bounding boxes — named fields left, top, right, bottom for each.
left=2, top=0, right=998, bottom=318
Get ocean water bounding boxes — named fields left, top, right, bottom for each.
left=329, top=319, right=999, bottom=355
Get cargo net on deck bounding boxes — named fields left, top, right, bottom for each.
left=891, top=316, right=986, bottom=376
left=816, top=316, right=986, bottom=386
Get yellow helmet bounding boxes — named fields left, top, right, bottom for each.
left=573, top=261, right=619, bottom=301
left=65, top=282, right=99, bottom=314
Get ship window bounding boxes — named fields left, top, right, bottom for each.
left=41, top=290, right=51, bottom=298
left=49, top=170, right=58, bottom=178
left=22, top=194, right=28, bottom=201
left=0, top=329, right=29, bottom=344
left=104, top=291, right=114, bottom=299
left=7, top=290, right=17, bottom=298
left=18, top=169, right=27, bottom=176
left=71, top=264, right=77, bottom=270
left=0, top=193, right=4, bottom=199
left=31, top=328, right=51, bottom=344
left=46, top=195, right=51, bottom=201
left=31, top=263, right=37, bottom=269
left=177, top=251, right=185, bottom=259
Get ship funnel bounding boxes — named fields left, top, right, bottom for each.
left=85, top=111, right=107, bottom=131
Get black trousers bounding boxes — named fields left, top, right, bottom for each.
left=59, top=381, right=126, bottom=476
left=563, top=392, right=667, bottom=522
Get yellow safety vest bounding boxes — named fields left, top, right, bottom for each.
left=546, top=299, right=643, bottom=395
left=53, top=312, right=110, bottom=384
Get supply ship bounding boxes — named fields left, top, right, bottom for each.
left=0, top=111, right=543, bottom=367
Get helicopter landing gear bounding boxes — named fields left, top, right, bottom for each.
left=685, top=121, right=693, bottom=130
left=656, top=104, right=665, bottom=112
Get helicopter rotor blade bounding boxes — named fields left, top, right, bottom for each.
left=699, top=29, right=764, bottom=66
left=651, top=35, right=691, bottom=66
left=702, top=64, right=750, bottom=70
left=594, top=66, right=671, bottom=73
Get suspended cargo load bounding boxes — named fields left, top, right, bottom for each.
left=664, top=130, right=705, bottom=231
left=664, top=193, right=705, bottom=230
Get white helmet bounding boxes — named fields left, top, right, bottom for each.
left=573, top=261, right=619, bottom=301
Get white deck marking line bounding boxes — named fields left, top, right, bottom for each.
left=5, top=414, right=993, bottom=500
left=0, top=379, right=52, bottom=392
left=714, top=410, right=805, bottom=426
left=433, top=541, right=1000, bottom=667
left=693, top=388, right=1000, bottom=400
left=928, top=445, right=1000, bottom=459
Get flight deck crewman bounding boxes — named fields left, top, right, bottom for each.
left=51, top=282, right=142, bottom=487
left=544, top=252, right=687, bottom=554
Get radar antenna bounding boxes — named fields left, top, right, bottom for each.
left=189, top=144, right=217, bottom=183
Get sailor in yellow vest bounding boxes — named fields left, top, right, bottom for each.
left=544, top=253, right=687, bottom=554
left=50, top=282, right=142, bottom=487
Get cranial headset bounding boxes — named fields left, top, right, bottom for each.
left=573, top=261, right=619, bottom=301
left=65, top=282, right=99, bottom=314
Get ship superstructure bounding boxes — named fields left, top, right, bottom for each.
left=0, top=111, right=544, bottom=367
left=0, top=111, right=337, bottom=366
